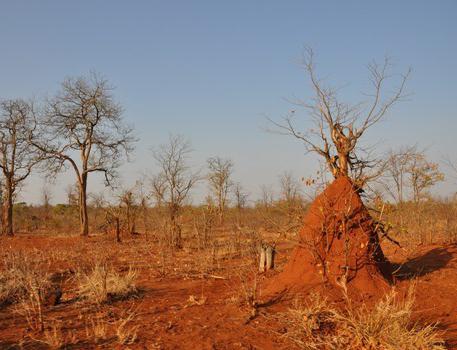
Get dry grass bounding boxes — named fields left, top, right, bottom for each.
left=0, top=252, right=51, bottom=332
left=115, top=308, right=139, bottom=345
left=84, top=310, right=109, bottom=341
left=279, top=287, right=446, bottom=350
left=0, top=252, right=49, bottom=308
left=40, top=319, right=66, bottom=349
left=76, top=263, right=138, bottom=304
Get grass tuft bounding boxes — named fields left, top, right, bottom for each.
left=280, top=286, right=446, bottom=350
left=76, top=263, right=137, bottom=304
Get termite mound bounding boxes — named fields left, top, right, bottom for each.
left=262, top=176, right=393, bottom=301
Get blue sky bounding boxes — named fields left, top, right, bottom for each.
left=0, top=1, right=456, bottom=204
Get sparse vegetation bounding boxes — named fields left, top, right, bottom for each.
left=76, top=263, right=138, bottom=304
left=279, top=288, right=446, bottom=350
left=0, top=252, right=49, bottom=309
left=0, top=7, right=455, bottom=348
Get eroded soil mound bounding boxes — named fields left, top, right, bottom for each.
left=262, top=176, right=393, bottom=301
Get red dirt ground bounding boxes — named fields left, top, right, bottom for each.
left=1, top=235, right=457, bottom=349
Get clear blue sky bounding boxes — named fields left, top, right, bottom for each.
left=1, top=1, right=456, bottom=204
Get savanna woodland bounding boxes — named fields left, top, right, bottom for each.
left=1, top=2, right=456, bottom=349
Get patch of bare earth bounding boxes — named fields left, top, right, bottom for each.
left=0, top=234, right=456, bottom=349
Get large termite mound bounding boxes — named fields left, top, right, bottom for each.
left=262, top=176, right=393, bottom=301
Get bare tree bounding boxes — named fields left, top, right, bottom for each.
left=279, top=171, right=302, bottom=219
left=41, top=182, right=53, bottom=209
left=269, top=48, right=410, bottom=188
left=279, top=171, right=301, bottom=204
left=383, top=146, right=417, bottom=203
left=151, top=135, right=199, bottom=248
left=259, top=185, right=274, bottom=208
left=0, top=99, right=43, bottom=236
left=118, top=186, right=140, bottom=235
left=384, top=147, right=444, bottom=203
left=89, top=191, right=105, bottom=232
left=65, top=183, right=79, bottom=207
left=207, top=156, right=234, bottom=223
left=233, top=182, right=248, bottom=211
left=408, top=154, right=444, bottom=202
left=32, top=73, right=136, bottom=236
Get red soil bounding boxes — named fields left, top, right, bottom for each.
left=1, top=235, right=457, bottom=348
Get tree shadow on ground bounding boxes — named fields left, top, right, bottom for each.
left=392, top=245, right=455, bottom=281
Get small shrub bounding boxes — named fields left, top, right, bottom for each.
left=76, top=263, right=137, bottom=304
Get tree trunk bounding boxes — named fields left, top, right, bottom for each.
left=338, top=152, right=349, bottom=177
left=169, top=205, right=181, bottom=248
left=79, top=176, right=89, bottom=236
left=2, top=178, right=14, bottom=236
left=115, top=217, right=121, bottom=243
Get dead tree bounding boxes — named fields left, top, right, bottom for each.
left=118, top=186, right=140, bottom=235
left=32, top=73, right=136, bottom=236
left=408, top=153, right=444, bottom=202
left=233, top=182, right=248, bottom=211
left=151, top=135, right=199, bottom=248
left=279, top=171, right=302, bottom=221
left=233, top=182, right=248, bottom=225
left=269, top=48, right=410, bottom=189
left=207, top=156, right=234, bottom=223
left=383, top=146, right=417, bottom=203
left=0, top=99, right=43, bottom=236
left=384, top=146, right=444, bottom=203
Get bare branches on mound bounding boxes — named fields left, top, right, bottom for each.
left=268, top=48, right=410, bottom=189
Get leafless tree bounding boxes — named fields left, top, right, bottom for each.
left=259, top=185, right=275, bottom=208
left=383, top=146, right=417, bottom=203
left=118, top=186, right=140, bottom=235
left=279, top=171, right=302, bottom=219
left=408, top=153, right=444, bottom=202
left=0, top=99, right=43, bottom=236
left=233, top=182, right=248, bottom=211
left=89, top=191, right=105, bottom=231
left=151, top=135, right=199, bottom=248
left=383, top=147, right=444, bottom=203
left=65, top=183, right=79, bottom=207
left=32, top=73, right=136, bottom=236
left=269, top=48, right=410, bottom=189
left=207, top=156, right=234, bottom=223
left=279, top=171, right=301, bottom=204
left=134, top=177, right=151, bottom=236
left=41, top=182, right=53, bottom=209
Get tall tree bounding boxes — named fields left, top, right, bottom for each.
left=269, top=48, right=410, bottom=188
left=207, top=156, right=234, bottom=223
left=0, top=99, right=42, bottom=236
left=32, top=73, right=135, bottom=236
